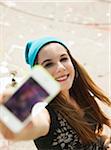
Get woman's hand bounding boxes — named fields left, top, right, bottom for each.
left=0, top=91, right=50, bottom=141
left=0, top=90, right=16, bottom=140
left=0, top=108, right=50, bottom=141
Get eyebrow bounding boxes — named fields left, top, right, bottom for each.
left=60, top=54, right=67, bottom=57
left=41, top=59, right=52, bottom=65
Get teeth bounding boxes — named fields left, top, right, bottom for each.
left=57, top=75, right=68, bottom=81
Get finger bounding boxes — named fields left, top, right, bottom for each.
left=24, top=121, right=33, bottom=129
left=0, top=94, right=3, bottom=103
left=0, top=89, right=14, bottom=104
left=0, top=94, right=10, bottom=104
left=0, top=121, right=15, bottom=140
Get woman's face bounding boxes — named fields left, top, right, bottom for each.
left=37, top=43, right=75, bottom=92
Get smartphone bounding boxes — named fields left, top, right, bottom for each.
left=0, top=65, right=60, bottom=133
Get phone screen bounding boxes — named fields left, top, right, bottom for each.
left=4, top=77, right=49, bottom=122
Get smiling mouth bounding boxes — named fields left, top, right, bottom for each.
left=56, top=74, right=69, bottom=82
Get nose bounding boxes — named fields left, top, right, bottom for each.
left=56, top=62, right=66, bottom=72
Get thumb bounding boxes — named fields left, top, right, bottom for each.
left=31, top=102, right=47, bottom=125
left=0, top=87, right=15, bottom=104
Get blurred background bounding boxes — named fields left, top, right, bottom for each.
left=0, top=0, right=111, bottom=149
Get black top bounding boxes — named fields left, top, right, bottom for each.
left=34, top=106, right=107, bottom=150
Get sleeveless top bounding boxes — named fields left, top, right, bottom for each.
left=34, top=106, right=108, bottom=150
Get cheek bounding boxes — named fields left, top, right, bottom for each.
left=44, top=67, right=56, bottom=77
left=71, top=66, right=75, bottom=80
left=69, top=67, right=75, bottom=86
left=71, top=69, right=75, bottom=82
left=68, top=62, right=75, bottom=78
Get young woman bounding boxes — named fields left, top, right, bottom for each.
left=0, top=37, right=111, bottom=149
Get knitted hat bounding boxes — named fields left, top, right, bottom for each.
left=25, top=37, right=68, bottom=67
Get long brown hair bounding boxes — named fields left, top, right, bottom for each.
left=34, top=44, right=111, bottom=144
left=48, top=49, right=111, bottom=144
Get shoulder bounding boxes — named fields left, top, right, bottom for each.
left=39, top=108, right=51, bottom=136
left=32, top=106, right=59, bottom=138
left=33, top=107, right=61, bottom=149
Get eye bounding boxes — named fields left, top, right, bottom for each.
left=60, top=57, right=68, bottom=62
left=44, top=62, right=54, bottom=68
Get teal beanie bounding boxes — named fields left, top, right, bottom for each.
left=25, top=37, right=68, bottom=67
